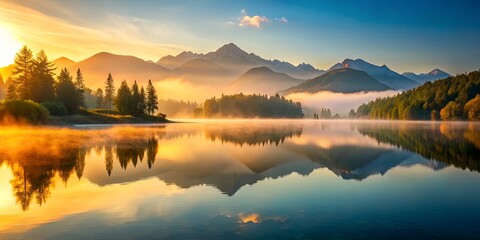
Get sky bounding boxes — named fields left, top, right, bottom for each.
left=0, top=0, right=479, bottom=74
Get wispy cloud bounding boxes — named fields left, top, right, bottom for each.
left=0, top=1, right=186, bottom=63
left=275, top=17, right=288, bottom=23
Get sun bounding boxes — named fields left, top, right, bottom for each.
left=0, top=25, right=21, bottom=67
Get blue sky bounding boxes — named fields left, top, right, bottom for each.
left=2, top=0, right=480, bottom=74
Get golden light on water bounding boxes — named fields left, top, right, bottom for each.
left=0, top=24, right=21, bottom=67
left=238, top=213, right=260, bottom=223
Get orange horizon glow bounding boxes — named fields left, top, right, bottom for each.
left=0, top=1, right=180, bottom=69
left=0, top=24, right=22, bottom=67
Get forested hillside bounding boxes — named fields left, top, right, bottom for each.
left=355, top=71, right=480, bottom=120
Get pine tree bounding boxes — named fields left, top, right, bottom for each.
left=6, top=79, right=16, bottom=100
left=31, top=50, right=56, bottom=102
left=94, top=88, right=104, bottom=109
left=11, top=45, right=34, bottom=100
left=146, top=79, right=158, bottom=115
left=349, top=109, right=356, bottom=118
left=131, top=80, right=142, bottom=114
left=56, top=68, right=82, bottom=113
left=115, top=80, right=132, bottom=114
left=140, top=86, right=147, bottom=114
left=104, top=73, right=115, bottom=110
left=0, top=74, right=4, bottom=100
left=75, top=68, right=86, bottom=107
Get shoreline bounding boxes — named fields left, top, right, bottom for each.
left=45, top=109, right=173, bottom=126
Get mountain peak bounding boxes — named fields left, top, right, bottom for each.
left=214, top=43, right=246, bottom=55
left=429, top=68, right=449, bottom=76
left=296, top=63, right=317, bottom=72
left=54, top=57, right=75, bottom=62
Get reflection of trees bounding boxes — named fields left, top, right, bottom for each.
left=204, top=124, right=303, bottom=146
left=7, top=147, right=83, bottom=211
left=358, top=123, right=480, bottom=172
left=1, top=126, right=164, bottom=211
left=105, top=144, right=113, bottom=176
left=147, top=136, right=158, bottom=169
left=112, top=132, right=161, bottom=170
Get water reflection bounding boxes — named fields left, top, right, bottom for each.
left=0, top=121, right=479, bottom=213
left=357, top=122, right=480, bottom=172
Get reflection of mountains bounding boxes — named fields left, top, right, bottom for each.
left=287, top=144, right=445, bottom=180
left=357, top=123, right=480, bottom=172
left=152, top=145, right=445, bottom=196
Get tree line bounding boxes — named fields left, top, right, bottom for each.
left=111, top=78, right=158, bottom=115
left=353, top=70, right=480, bottom=120
left=199, top=93, right=304, bottom=118
left=1, top=45, right=159, bottom=116
left=157, top=99, right=199, bottom=118
left=312, top=108, right=340, bottom=119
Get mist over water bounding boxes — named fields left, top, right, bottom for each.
left=0, top=120, right=479, bottom=239
left=286, top=90, right=400, bottom=115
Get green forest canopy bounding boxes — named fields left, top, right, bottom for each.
left=355, top=70, right=480, bottom=120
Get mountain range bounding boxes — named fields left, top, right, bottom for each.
left=158, top=43, right=324, bottom=79
left=0, top=43, right=452, bottom=97
left=402, top=69, right=451, bottom=84
left=328, top=58, right=420, bottom=90
left=281, top=68, right=392, bottom=94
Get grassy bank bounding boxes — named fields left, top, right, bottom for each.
left=47, top=109, right=171, bottom=125
left=0, top=100, right=171, bottom=125
left=0, top=100, right=50, bottom=124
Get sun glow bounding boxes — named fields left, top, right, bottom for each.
left=0, top=25, right=21, bottom=67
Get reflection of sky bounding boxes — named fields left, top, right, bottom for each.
left=1, top=121, right=480, bottom=239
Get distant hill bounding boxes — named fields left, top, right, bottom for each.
left=0, top=64, right=13, bottom=80
left=172, top=59, right=232, bottom=84
left=356, top=70, right=480, bottom=120
left=69, top=52, right=171, bottom=88
left=228, top=66, right=302, bottom=95
left=53, top=57, right=76, bottom=75
left=157, top=43, right=324, bottom=79
left=328, top=59, right=419, bottom=90
left=402, top=69, right=451, bottom=84
left=281, top=68, right=391, bottom=94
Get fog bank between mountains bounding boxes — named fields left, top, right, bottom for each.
left=286, top=90, right=400, bottom=116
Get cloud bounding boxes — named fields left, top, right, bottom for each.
left=230, top=9, right=287, bottom=28
left=239, top=15, right=270, bottom=28
left=275, top=17, right=288, bottom=23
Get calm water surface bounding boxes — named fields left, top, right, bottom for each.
left=0, top=120, right=479, bottom=239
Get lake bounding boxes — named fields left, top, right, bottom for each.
left=0, top=120, right=479, bottom=239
